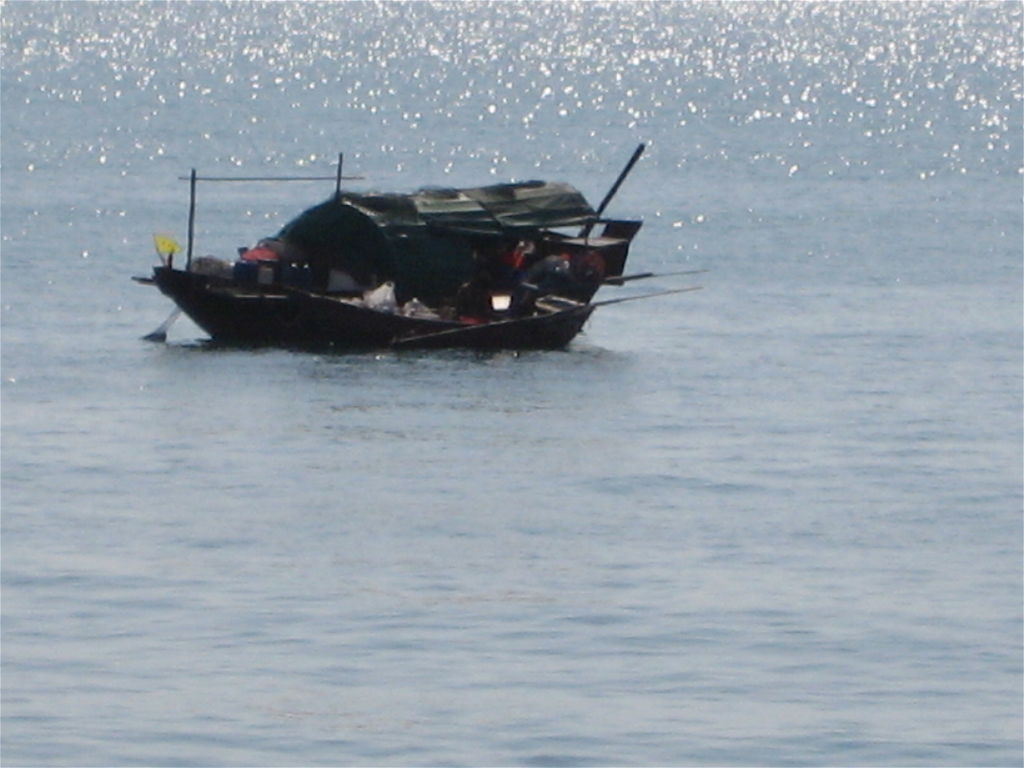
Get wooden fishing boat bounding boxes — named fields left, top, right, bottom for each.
left=135, top=146, right=700, bottom=349
left=138, top=266, right=600, bottom=349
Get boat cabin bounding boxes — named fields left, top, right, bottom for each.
left=229, top=180, right=640, bottom=317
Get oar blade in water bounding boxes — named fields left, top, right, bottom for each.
left=142, top=308, right=182, bottom=342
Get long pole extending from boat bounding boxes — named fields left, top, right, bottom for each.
left=580, top=143, right=646, bottom=238
left=335, top=153, right=344, bottom=198
left=186, top=168, right=196, bottom=270
left=590, top=285, right=701, bottom=307
left=602, top=268, right=708, bottom=285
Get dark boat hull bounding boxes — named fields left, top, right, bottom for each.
left=391, top=305, right=594, bottom=349
left=149, top=267, right=594, bottom=350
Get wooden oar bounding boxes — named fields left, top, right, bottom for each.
left=142, top=308, right=182, bottom=342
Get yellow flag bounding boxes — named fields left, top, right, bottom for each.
left=152, top=233, right=181, bottom=260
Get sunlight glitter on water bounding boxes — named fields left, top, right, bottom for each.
left=1, top=6, right=1021, bottom=763
left=3, top=2, right=1020, bottom=180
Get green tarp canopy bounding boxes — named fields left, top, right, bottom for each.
left=276, top=181, right=595, bottom=302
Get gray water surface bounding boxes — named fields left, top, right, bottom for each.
left=2, top=2, right=1021, bottom=765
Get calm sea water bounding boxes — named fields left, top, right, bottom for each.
left=2, top=2, right=1021, bottom=766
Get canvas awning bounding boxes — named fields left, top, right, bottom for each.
left=274, top=180, right=596, bottom=301
left=345, top=180, right=596, bottom=233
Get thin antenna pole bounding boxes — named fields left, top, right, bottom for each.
left=186, top=168, right=197, bottom=270
left=335, top=153, right=344, bottom=198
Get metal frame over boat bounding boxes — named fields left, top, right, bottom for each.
left=134, top=146, right=700, bottom=349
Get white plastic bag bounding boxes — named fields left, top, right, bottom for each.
left=363, top=282, right=398, bottom=313
left=401, top=297, right=440, bottom=320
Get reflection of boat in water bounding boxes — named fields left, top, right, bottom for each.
left=135, top=145, right=701, bottom=349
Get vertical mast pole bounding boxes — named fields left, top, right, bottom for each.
left=335, top=153, right=344, bottom=198
left=186, top=168, right=197, bottom=271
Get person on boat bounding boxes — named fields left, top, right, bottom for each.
left=521, top=254, right=574, bottom=295
left=463, top=239, right=536, bottom=306
left=495, top=240, right=534, bottom=282
left=511, top=250, right=606, bottom=310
